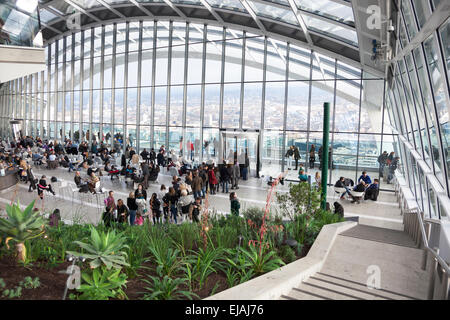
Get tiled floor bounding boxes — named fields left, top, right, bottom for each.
left=0, top=165, right=402, bottom=229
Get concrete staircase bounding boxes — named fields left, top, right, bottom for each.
left=280, top=224, right=430, bottom=300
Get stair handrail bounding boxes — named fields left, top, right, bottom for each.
left=415, top=209, right=450, bottom=275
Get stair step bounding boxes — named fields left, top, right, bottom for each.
left=284, top=287, right=329, bottom=300
left=306, top=275, right=387, bottom=300
left=296, top=280, right=361, bottom=300
left=315, top=272, right=418, bottom=300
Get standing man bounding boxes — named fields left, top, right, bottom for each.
left=377, top=151, right=388, bottom=178
left=140, top=148, right=150, bottom=164
left=285, top=145, right=294, bottom=170
left=192, top=170, right=203, bottom=200
left=141, top=161, right=150, bottom=189
left=293, top=145, right=301, bottom=171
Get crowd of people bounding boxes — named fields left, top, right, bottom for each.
left=1, top=134, right=400, bottom=225
left=334, top=171, right=380, bottom=204
left=0, top=135, right=244, bottom=227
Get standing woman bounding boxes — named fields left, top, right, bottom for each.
left=164, top=187, right=179, bottom=224
left=150, top=193, right=162, bottom=224
left=135, top=183, right=148, bottom=220
left=208, top=165, right=218, bottom=195
left=27, top=165, right=37, bottom=192
left=116, top=199, right=129, bottom=224
left=230, top=192, right=240, bottom=217
left=309, top=144, right=316, bottom=169
left=127, top=192, right=138, bottom=226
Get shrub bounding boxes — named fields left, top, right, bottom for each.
left=278, top=245, right=297, bottom=264
left=73, top=267, right=127, bottom=300
left=67, top=225, right=130, bottom=270
left=0, top=200, right=46, bottom=262
left=141, top=269, right=198, bottom=300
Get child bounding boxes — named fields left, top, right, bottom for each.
left=230, top=192, right=240, bottom=217
left=135, top=212, right=144, bottom=226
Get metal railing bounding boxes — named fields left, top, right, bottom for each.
left=398, top=178, right=450, bottom=300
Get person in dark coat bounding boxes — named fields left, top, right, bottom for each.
left=157, top=150, right=165, bottom=167
left=116, top=199, right=129, bottom=224
left=220, top=163, right=231, bottom=193
left=141, top=162, right=150, bottom=189
left=333, top=202, right=344, bottom=218
left=37, top=175, right=55, bottom=199
left=364, top=179, right=379, bottom=201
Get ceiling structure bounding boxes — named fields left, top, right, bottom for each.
left=37, top=0, right=391, bottom=77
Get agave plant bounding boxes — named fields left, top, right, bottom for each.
left=0, top=200, right=46, bottom=262
left=67, top=226, right=130, bottom=270
left=240, top=245, right=285, bottom=275
left=75, top=267, right=128, bottom=300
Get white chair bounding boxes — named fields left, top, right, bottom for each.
left=334, top=187, right=347, bottom=199
left=349, top=191, right=365, bottom=204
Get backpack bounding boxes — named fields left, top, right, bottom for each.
left=51, top=176, right=57, bottom=183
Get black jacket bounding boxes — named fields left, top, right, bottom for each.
left=127, top=197, right=138, bottom=211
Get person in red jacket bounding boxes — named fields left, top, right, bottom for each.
left=208, top=165, right=218, bottom=195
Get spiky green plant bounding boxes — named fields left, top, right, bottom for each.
left=67, top=225, right=129, bottom=270
left=0, top=200, right=46, bottom=262
left=75, top=267, right=128, bottom=300
left=141, top=269, right=198, bottom=300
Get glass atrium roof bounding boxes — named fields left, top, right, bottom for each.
left=37, top=0, right=363, bottom=67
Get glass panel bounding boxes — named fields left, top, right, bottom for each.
left=266, top=40, right=286, bottom=81
left=262, top=130, right=283, bottom=175
left=248, top=0, right=299, bottom=26
left=264, top=81, right=285, bottom=130
left=204, top=84, right=220, bottom=128
left=286, top=81, right=309, bottom=131
left=423, top=34, right=449, bottom=187
left=154, top=87, right=166, bottom=126
left=206, top=0, right=247, bottom=13
left=169, top=85, right=183, bottom=126
left=224, top=30, right=242, bottom=83
left=170, top=22, right=186, bottom=86
left=331, top=133, right=358, bottom=185
left=186, top=84, right=201, bottom=127
left=242, top=82, right=262, bottom=129
left=294, top=0, right=354, bottom=25
left=311, top=80, right=335, bottom=132
left=222, top=83, right=240, bottom=128
left=303, top=15, right=358, bottom=46
left=411, top=0, right=431, bottom=29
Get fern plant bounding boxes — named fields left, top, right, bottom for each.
left=67, top=225, right=129, bottom=270
left=0, top=200, right=46, bottom=262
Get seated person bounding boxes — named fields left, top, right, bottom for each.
left=333, top=201, right=344, bottom=218
left=74, top=171, right=89, bottom=193
left=298, top=169, right=308, bottom=182
left=351, top=181, right=366, bottom=204
left=335, top=176, right=351, bottom=199
left=88, top=172, right=100, bottom=194
left=357, top=171, right=372, bottom=188
left=125, top=164, right=135, bottom=177
left=32, top=152, right=43, bottom=164
left=47, top=152, right=58, bottom=169
left=105, top=161, right=120, bottom=180
left=87, top=165, right=102, bottom=177
left=364, top=179, right=380, bottom=201
left=148, top=164, right=160, bottom=182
